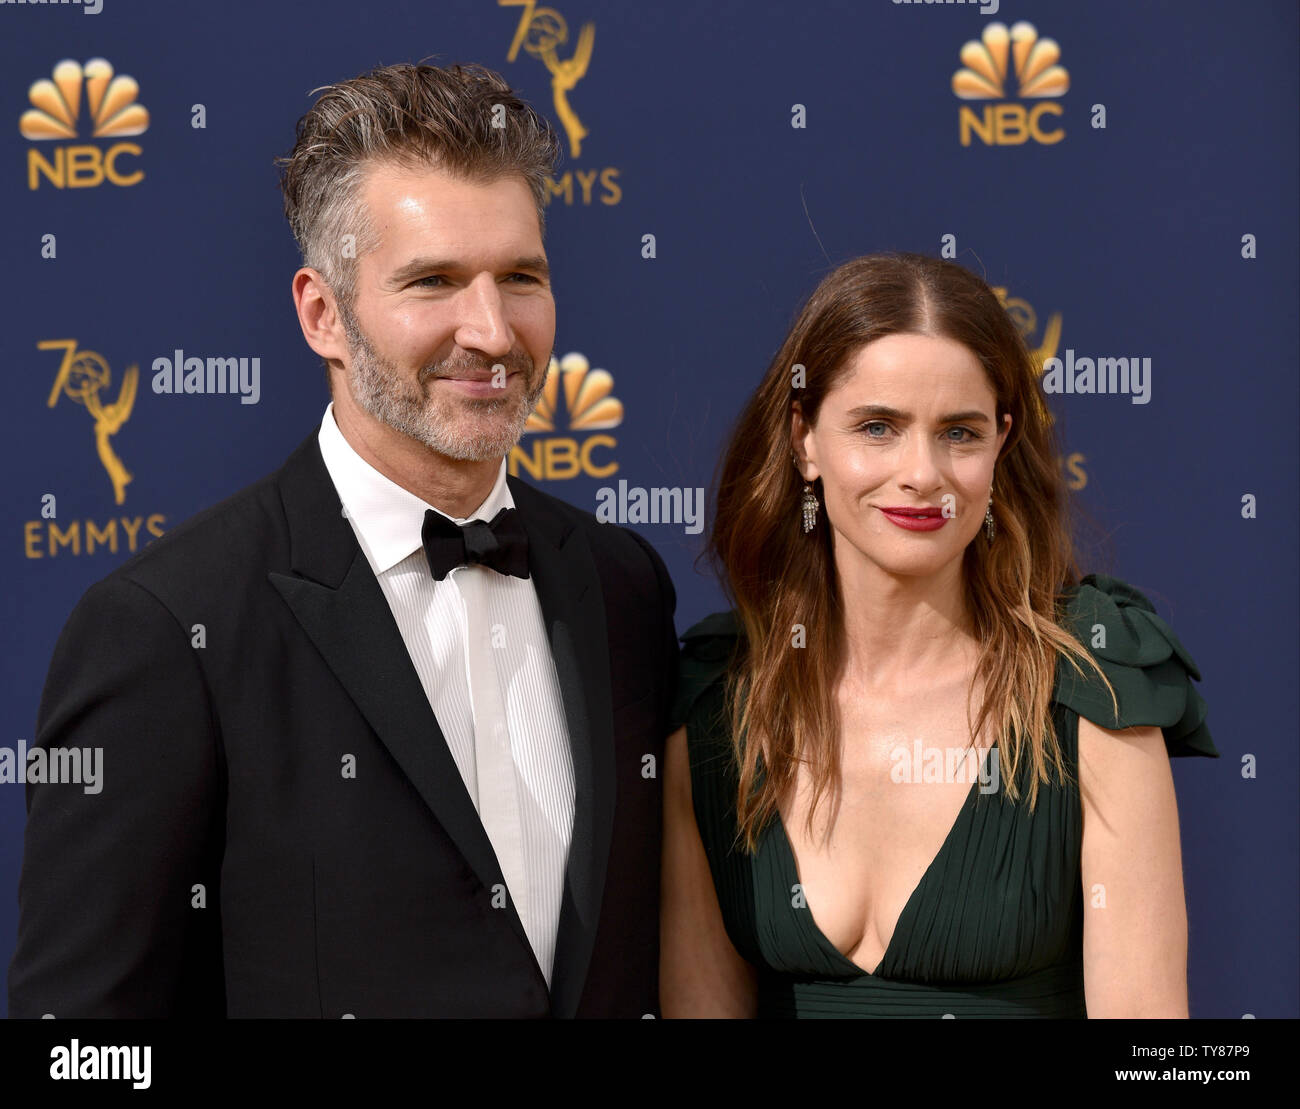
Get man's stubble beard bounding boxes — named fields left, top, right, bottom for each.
left=339, top=299, right=549, bottom=463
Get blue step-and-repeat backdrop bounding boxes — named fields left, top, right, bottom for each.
left=2, top=0, right=1296, bottom=1018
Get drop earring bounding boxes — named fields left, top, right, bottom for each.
left=792, top=450, right=819, bottom=533
left=984, top=494, right=995, bottom=543
left=802, top=483, right=819, bottom=533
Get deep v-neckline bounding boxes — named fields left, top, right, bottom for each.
left=770, top=744, right=997, bottom=978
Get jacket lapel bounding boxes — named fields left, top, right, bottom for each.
left=507, top=475, right=615, bottom=1019
left=266, top=432, right=543, bottom=979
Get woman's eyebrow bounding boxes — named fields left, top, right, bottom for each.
left=844, top=404, right=990, bottom=423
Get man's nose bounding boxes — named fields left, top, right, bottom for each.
left=453, top=274, right=513, bottom=359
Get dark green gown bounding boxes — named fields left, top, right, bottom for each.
left=669, top=574, right=1219, bottom=1018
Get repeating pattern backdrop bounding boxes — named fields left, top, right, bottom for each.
left=2, top=0, right=1296, bottom=1018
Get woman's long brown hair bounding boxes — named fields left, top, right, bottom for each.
left=708, top=253, right=1117, bottom=852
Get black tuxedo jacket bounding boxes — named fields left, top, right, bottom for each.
left=8, top=430, right=678, bottom=1017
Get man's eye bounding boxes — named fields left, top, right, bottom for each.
left=411, top=274, right=539, bottom=287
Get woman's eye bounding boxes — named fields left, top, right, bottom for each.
left=945, top=426, right=979, bottom=443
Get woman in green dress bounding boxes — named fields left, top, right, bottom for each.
left=659, top=253, right=1217, bottom=1018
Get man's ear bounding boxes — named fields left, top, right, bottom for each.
left=293, top=268, right=349, bottom=365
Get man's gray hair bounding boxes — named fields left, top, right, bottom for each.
left=275, top=61, right=561, bottom=311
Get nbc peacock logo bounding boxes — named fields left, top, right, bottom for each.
left=22, top=58, right=149, bottom=190
left=952, top=22, right=1069, bottom=147
left=509, top=352, right=622, bottom=480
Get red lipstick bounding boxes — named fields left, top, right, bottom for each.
left=878, top=505, right=948, bottom=532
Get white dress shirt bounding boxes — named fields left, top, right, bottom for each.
left=316, top=403, right=575, bottom=985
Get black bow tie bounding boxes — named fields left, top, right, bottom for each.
left=421, top=506, right=530, bottom=582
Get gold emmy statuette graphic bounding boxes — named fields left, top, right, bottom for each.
left=990, top=289, right=1084, bottom=489
left=42, top=339, right=138, bottom=505
left=993, top=287, right=1062, bottom=364
left=992, top=288, right=1062, bottom=425
left=21, top=57, right=150, bottom=140
left=501, top=0, right=594, bottom=158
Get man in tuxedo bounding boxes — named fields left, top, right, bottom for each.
left=8, top=62, right=678, bottom=1017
